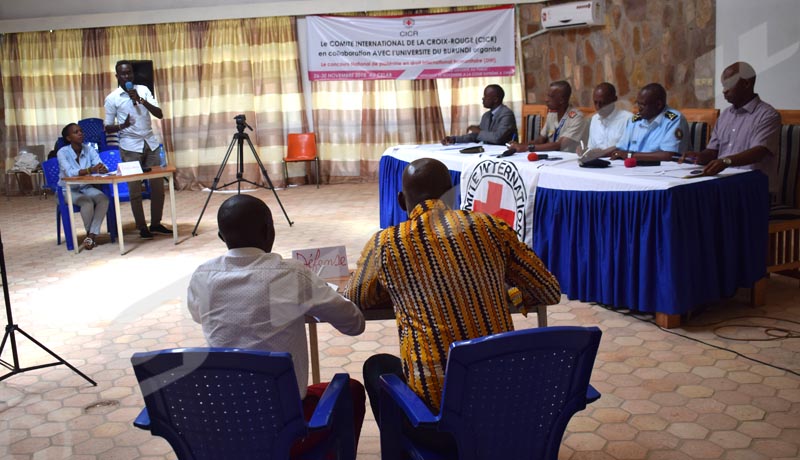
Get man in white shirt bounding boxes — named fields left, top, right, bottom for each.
left=187, top=194, right=366, bottom=455
left=584, top=82, right=632, bottom=158
left=103, top=60, right=168, bottom=240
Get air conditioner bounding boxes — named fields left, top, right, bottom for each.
left=541, top=1, right=605, bottom=30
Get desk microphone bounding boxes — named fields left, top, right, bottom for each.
left=124, top=81, right=137, bottom=105
left=527, top=153, right=549, bottom=161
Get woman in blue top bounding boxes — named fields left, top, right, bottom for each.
left=56, top=123, right=109, bottom=250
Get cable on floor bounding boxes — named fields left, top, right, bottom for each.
left=590, top=302, right=800, bottom=378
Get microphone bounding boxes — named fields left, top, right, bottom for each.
left=497, top=148, right=516, bottom=158
left=124, top=81, right=137, bottom=105
left=527, top=153, right=549, bottom=161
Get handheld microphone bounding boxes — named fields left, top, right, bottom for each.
left=624, top=157, right=637, bottom=168
left=527, top=153, right=549, bottom=161
left=124, top=81, right=137, bottom=105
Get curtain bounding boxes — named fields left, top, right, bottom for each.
left=1, top=17, right=305, bottom=190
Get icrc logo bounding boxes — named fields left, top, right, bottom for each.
left=463, top=159, right=527, bottom=241
left=403, top=18, right=415, bottom=28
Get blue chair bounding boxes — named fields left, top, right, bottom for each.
left=131, top=348, right=356, bottom=460
left=41, top=157, right=116, bottom=250
left=78, top=118, right=108, bottom=152
left=378, top=326, right=602, bottom=460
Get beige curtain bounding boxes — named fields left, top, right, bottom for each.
left=1, top=17, right=305, bottom=190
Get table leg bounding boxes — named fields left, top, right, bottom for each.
left=65, top=187, right=79, bottom=254
left=113, top=183, right=124, bottom=255
left=308, top=321, right=321, bottom=385
left=655, top=312, right=681, bottom=329
left=168, top=175, right=177, bottom=245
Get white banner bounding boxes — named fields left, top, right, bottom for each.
left=307, top=6, right=516, bottom=81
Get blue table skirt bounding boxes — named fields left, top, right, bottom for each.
left=379, top=156, right=461, bottom=228
left=531, top=172, right=769, bottom=315
left=379, top=154, right=768, bottom=316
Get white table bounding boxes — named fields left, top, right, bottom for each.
left=63, top=166, right=178, bottom=255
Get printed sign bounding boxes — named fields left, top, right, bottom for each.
left=307, top=6, right=515, bottom=81
left=117, top=161, right=143, bottom=176
left=292, top=245, right=349, bottom=278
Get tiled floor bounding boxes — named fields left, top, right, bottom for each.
left=0, top=182, right=798, bottom=459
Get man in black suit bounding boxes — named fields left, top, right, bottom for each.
left=441, top=84, right=517, bottom=145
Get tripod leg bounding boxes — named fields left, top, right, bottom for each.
left=192, top=135, right=238, bottom=236
left=244, top=135, right=293, bottom=226
left=11, top=326, right=97, bottom=386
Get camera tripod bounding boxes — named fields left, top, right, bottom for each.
left=0, top=230, right=95, bottom=385
left=192, top=115, right=293, bottom=236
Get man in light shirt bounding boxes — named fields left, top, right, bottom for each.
left=103, top=60, right=169, bottom=240
left=582, top=83, right=632, bottom=158
left=188, top=194, right=366, bottom=456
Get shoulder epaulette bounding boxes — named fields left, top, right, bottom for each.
left=664, top=110, right=678, bottom=120
left=632, top=114, right=642, bottom=122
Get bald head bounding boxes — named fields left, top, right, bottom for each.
left=217, top=194, right=275, bottom=252
left=399, top=158, right=452, bottom=211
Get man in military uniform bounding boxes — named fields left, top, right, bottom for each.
left=509, top=80, right=587, bottom=153
left=610, top=83, right=689, bottom=161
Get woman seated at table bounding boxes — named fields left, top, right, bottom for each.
left=57, top=123, right=109, bottom=251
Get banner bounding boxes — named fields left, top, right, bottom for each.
left=307, top=6, right=516, bottom=81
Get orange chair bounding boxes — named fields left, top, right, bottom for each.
left=283, top=133, right=320, bottom=188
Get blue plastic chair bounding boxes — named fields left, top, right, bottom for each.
left=131, top=348, right=357, bottom=460
left=78, top=118, right=108, bottom=152
left=378, top=326, right=603, bottom=460
left=41, top=157, right=116, bottom=250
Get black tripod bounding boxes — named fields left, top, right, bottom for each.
left=192, top=115, right=293, bottom=235
left=0, top=230, right=95, bottom=385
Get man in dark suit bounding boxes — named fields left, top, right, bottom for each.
left=441, top=84, right=517, bottom=145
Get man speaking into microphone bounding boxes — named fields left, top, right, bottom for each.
left=104, top=60, right=170, bottom=240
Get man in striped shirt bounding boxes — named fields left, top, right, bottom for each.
left=344, top=158, right=561, bottom=446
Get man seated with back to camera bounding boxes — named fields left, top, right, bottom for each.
left=441, top=84, right=517, bottom=145
left=344, top=158, right=561, bottom=453
left=508, top=80, right=588, bottom=153
left=680, top=62, right=780, bottom=195
left=187, top=194, right=366, bottom=457
left=609, top=82, right=689, bottom=161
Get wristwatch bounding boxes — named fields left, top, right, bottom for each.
left=722, top=157, right=732, bottom=167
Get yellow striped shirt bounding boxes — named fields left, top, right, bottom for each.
left=344, top=199, right=561, bottom=410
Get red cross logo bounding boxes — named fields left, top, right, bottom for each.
left=473, top=181, right=515, bottom=227
left=404, top=18, right=415, bottom=27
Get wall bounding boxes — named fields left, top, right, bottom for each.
left=518, top=0, right=716, bottom=109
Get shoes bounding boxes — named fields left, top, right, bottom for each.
left=82, top=237, right=95, bottom=250
left=139, top=227, right=154, bottom=239
left=150, top=223, right=173, bottom=235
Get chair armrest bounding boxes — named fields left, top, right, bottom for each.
left=133, top=407, right=151, bottom=430
left=379, top=374, right=439, bottom=427
left=308, top=373, right=350, bottom=430
left=586, top=384, right=601, bottom=404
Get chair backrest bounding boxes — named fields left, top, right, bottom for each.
left=78, top=118, right=108, bottom=152
left=438, top=326, right=602, bottom=460
left=54, top=137, right=68, bottom=152
left=681, top=108, right=719, bottom=152
left=41, top=158, right=61, bottom=193
left=776, top=109, right=800, bottom=209
left=576, top=106, right=596, bottom=118
left=131, top=348, right=309, bottom=460
left=521, top=104, right=548, bottom=144
left=98, top=149, right=121, bottom=172
left=286, top=133, right=318, bottom=160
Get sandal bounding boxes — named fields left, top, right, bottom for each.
left=82, top=237, right=95, bottom=250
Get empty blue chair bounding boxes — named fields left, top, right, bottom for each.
left=41, top=157, right=116, bottom=250
left=378, top=326, right=602, bottom=460
left=131, top=348, right=357, bottom=460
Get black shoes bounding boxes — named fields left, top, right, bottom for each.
left=139, top=227, right=154, bottom=239
left=150, top=224, right=173, bottom=235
